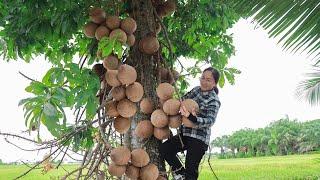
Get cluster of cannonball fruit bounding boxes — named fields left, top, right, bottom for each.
left=135, top=82, right=200, bottom=142
left=108, top=146, right=165, bottom=179
left=83, top=7, right=137, bottom=46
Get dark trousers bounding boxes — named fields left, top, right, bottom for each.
left=159, top=135, right=208, bottom=180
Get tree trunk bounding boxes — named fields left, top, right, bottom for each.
left=124, top=0, right=166, bottom=173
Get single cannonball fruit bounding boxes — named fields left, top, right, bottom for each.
left=113, top=116, right=131, bottom=134
left=126, top=82, right=144, bottom=102
left=109, top=28, right=127, bottom=44
left=127, top=34, right=136, bottom=46
left=139, top=36, right=159, bottom=55
left=95, top=25, right=110, bottom=40
left=83, top=22, right=98, bottom=38
left=125, top=165, right=140, bottom=179
left=140, top=163, right=159, bottom=180
left=92, top=63, right=106, bottom=77
left=117, top=98, right=137, bottom=118
left=110, top=146, right=131, bottom=165
left=103, top=55, right=119, bottom=70
left=120, top=17, right=137, bottom=34
left=140, top=98, right=154, bottom=114
left=108, top=162, right=126, bottom=177
left=135, top=120, right=154, bottom=139
left=105, top=70, right=122, bottom=87
left=156, top=83, right=174, bottom=100
left=162, top=99, right=180, bottom=115
left=168, top=115, right=182, bottom=128
left=105, top=101, right=119, bottom=117
left=163, top=0, right=176, bottom=16
left=154, top=127, right=170, bottom=140
left=181, top=99, right=199, bottom=113
left=89, top=7, right=106, bottom=24
left=106, top=16, right=121, bottom=30
left=151, top=109, right=169, bottom=128
left=117, top=64, right=137, bottom=85
left=131, top=149, right=150, bottom=167
left=111, top=86, right=126, bottom=101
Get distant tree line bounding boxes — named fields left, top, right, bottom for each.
left=211, top=116, right=320, bottom=158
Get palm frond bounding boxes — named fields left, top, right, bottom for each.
left=231, top=0, right=320, bottom=60
left=295, top=66, right=320, bottom=106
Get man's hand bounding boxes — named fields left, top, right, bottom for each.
left=180, top=105, right=197, bottom=117
left=180, top=105, right=190, bottom=117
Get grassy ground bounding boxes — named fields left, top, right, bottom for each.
left=0, top=154, right=319, bottom=179
left=199, top=154, right=320, bottom=180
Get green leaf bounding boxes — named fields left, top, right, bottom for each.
left=86, top=97, right=97, bottom=119
left=219, top=72, right=225, bottom=87
left=43, top=102, right=58, bottom=117
left=25, top=82, right=47, bottom=95
left=114, top=41, right=123, bottom=59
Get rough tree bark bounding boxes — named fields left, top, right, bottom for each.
left=124, top=0, right=166, bottom=174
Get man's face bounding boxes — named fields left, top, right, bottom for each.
left=200, top=71, right=216, bottom=91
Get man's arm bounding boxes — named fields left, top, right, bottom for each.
left=188, top=99, right=220, bottom=128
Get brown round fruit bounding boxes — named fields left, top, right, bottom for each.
left=103, top=55, right=119, bottom=70
left=131, top=149, right=150, bottom=167
left=156, top=83, right=175, bottom=100
left=140, top=98, right=154, bottom=114
left=105, top=70, right=121, bottom=87
left=151, top=109, right=169, bottom=128
left=125, top=165, right=140, bottom=179
left=159, top=67, right=169, bottom=80
left=92, top=63, right=106, bottom=77
left=135, top=120, right=154, bottom=139
left=113, top=116, right=131, bottom=134
left=117, top=98, right=137, bottom=118
left=181, top=99, right=199, bottom=113
left=120, top=17, right=137, bottom=34
left=139, top=36, right=159, bottom=55
left=182, top=116, right=196, bottom=128
left=105, top=101, right=119, bottom=117
left=95, top=25, right=110, bottom=40
left=154, top=127, right=170, bottom=140
left=163, top=0, right=176, bottom=16
left=140, top=163, right=159, bottom=180
left=107, top=162, right=126, bottom=177
left=162, top=99, right=180, bottom=115
left=110, top=146, right=131, bottom=165
left=105, top=16, right=121, bottom=30
left=89, top=7, right=106, bottom=24
left=111, top=86, right=126, bottom=101
left=127, top=34, right=136, bottom=46
left=83, top=22, right=98, bottom=38
left=126, top=82, right=144, bottom=102
left=109, top=28, right=127, bottom=44
left=117, top=64, right=137, bottom=85
left=168, top=115, right=182, bottom=128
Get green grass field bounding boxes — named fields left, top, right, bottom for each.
left=0, top=154, right=319, bottom=180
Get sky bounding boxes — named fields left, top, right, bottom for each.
left=0, top=19, right=319, bottom=163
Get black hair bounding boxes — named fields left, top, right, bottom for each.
left=203, top=67, right=220, bottom=94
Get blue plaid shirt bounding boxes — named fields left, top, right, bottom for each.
left=181, top=86, right=221, bottom=145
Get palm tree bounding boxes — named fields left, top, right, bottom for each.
left=230, top=0, right=320, bottom=60
left=230, top=0, right=320, bottom=106
left=295, top=65, right=320, bottom=106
